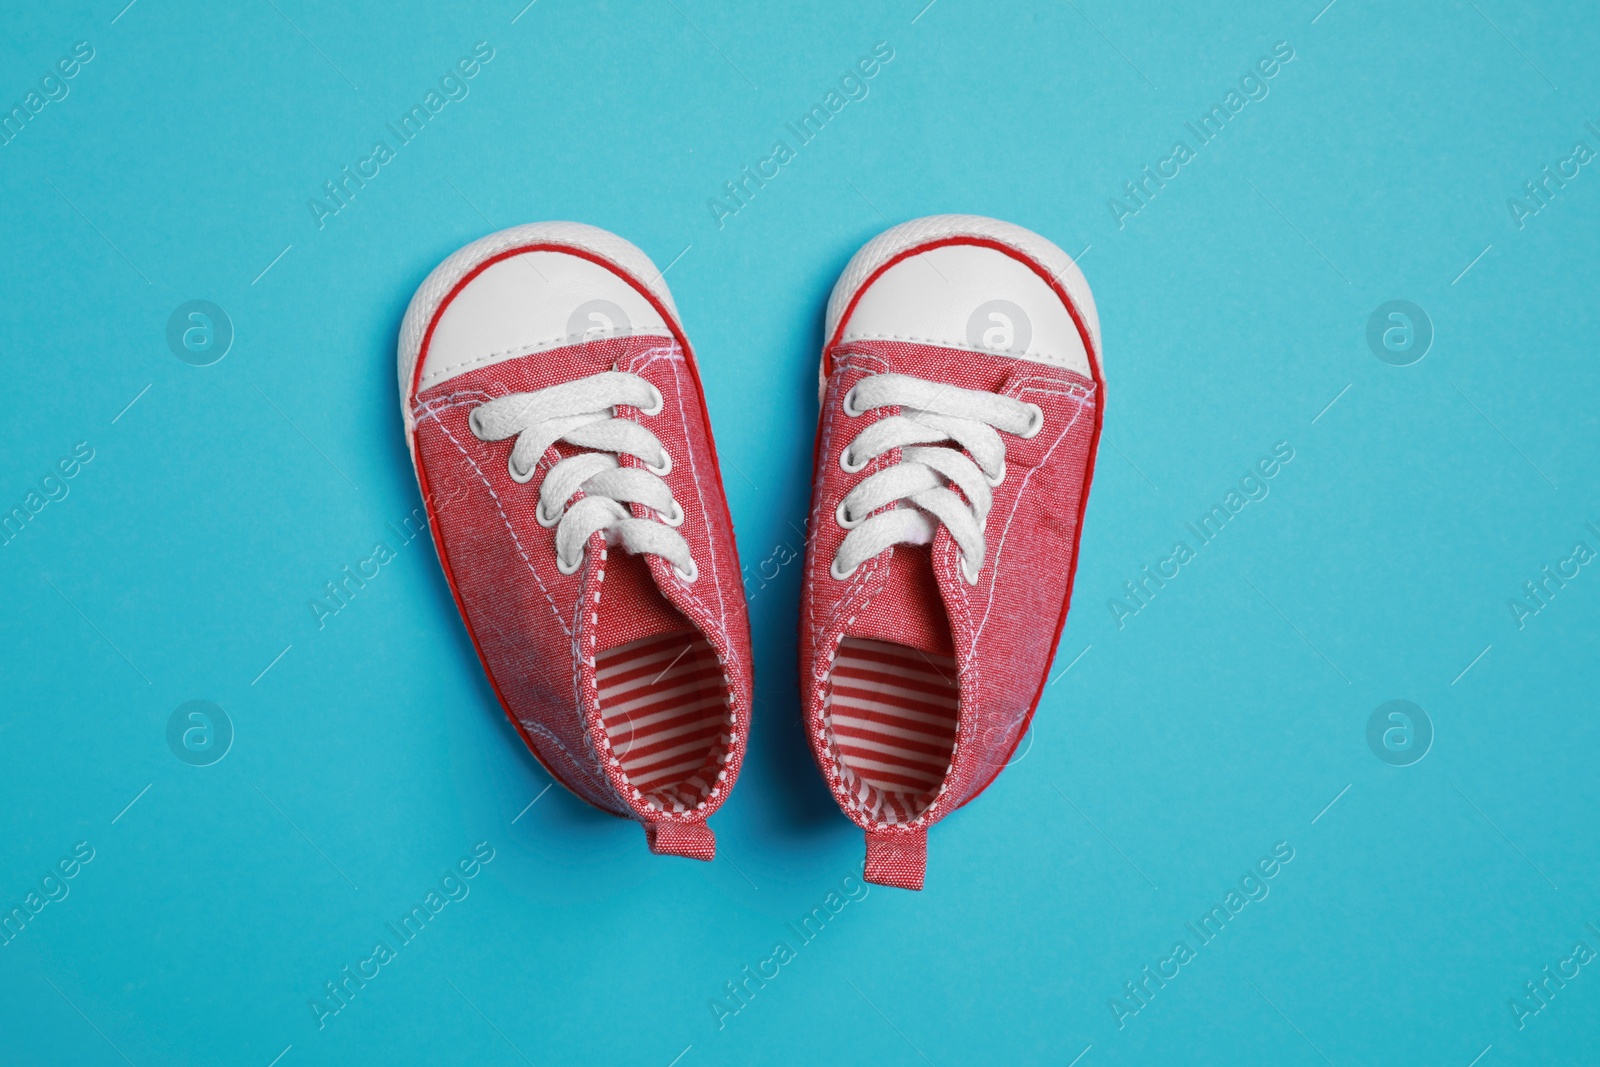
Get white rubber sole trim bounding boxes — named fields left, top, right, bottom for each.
left=821, top=214, right=1102, bottom=393
left=396, top=222, right=681, bottom=437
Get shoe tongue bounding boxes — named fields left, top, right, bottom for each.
left=555, top=336, right=687, bottom=657
left=594, top=551, right=692, bottom=654
left=844, top=544, right=955, bottom=657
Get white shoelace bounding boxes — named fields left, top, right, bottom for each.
left=469, top=371, right=697, bottom=581
left=831, top=373, right=1042, bottom=584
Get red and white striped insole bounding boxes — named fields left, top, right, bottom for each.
left=826, top=637, right=960, bottom=824
left=595, top=631, right=730, bottom=813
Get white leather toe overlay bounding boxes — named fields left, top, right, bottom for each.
left=838, top=245, right=1092, bottom=377
left=418, top=251, right=671, bottom=391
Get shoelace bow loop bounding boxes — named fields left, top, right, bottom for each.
left=469, top=370, right=696, bottom=580
left=831, top=372, right=1043, bottom=584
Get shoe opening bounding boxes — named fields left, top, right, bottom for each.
left=825, top=637, right=959, bottom=824
left=595, top=629, right=731, bottom=813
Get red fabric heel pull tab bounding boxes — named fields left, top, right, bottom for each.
left=646, top=820, right=716, bottom=861
left=864, top=827, right=927, bottom=890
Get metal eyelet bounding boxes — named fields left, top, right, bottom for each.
left=829, top=557, right=857, bottom=581
left=842, top=385, right=864, bottom=417
left=660, top=500, right=685, bottom=527
left=1019, top=403, right=1045, bottom=439
left=985, top=461, right=1007, bottom=488
left=835, top=498, right=863, bottom=530
left=639, top=384, right=664, bottom=417
left=557, top=551, right=584, bottom=576
left=645, top=449, right=672, bottom=476
left=839, top=446, right=867, bottom=474
left=468, top=408, right=491, bottom=441
left=536, top=501, right=562, bottom=528
left=508, top=456, right=536, bottom=484
left=674, top=557, right=699, bottom=583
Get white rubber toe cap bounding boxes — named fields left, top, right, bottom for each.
left=416, top=251, right=670, bottom=392
left=398, top=222, right=678, bottom=422
left=823, top=215, right=1101, bottom=393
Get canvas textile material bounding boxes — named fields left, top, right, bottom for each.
left=646, top=820, right=716, bottom=861
left=801, top=335, right=1101, bottom=888
left=409, top=322, right=752, bottom=858
left=864, top=827, right=929, bottom=891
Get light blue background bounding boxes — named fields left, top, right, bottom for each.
left=3, top=1, right=1598, bottom=1064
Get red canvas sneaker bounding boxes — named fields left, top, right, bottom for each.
left=799, top=216, right=1105, bottom=889
left=398, top=223, right=752, bottom=860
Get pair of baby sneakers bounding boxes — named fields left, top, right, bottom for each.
left=397, top=216, right=1103, bottom=890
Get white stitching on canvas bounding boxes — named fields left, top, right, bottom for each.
left=415, top=391, right=573, bottom=638
left=962, top=376, right=1093, bottom=667
left=814, top=350, right=924, bottom=826
left=420, top=329, right=674, bottom=390
left=640, top=344, right=747, bottom=689
left=815, top=350, right=893, bottom=642
left=836, top=331, right=1084, bottom=369
left=810, top=357, right=1096, bottom=827
left=521, top=718, right=619, bottom=811
left=580, top=343, right=742, bottom=820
